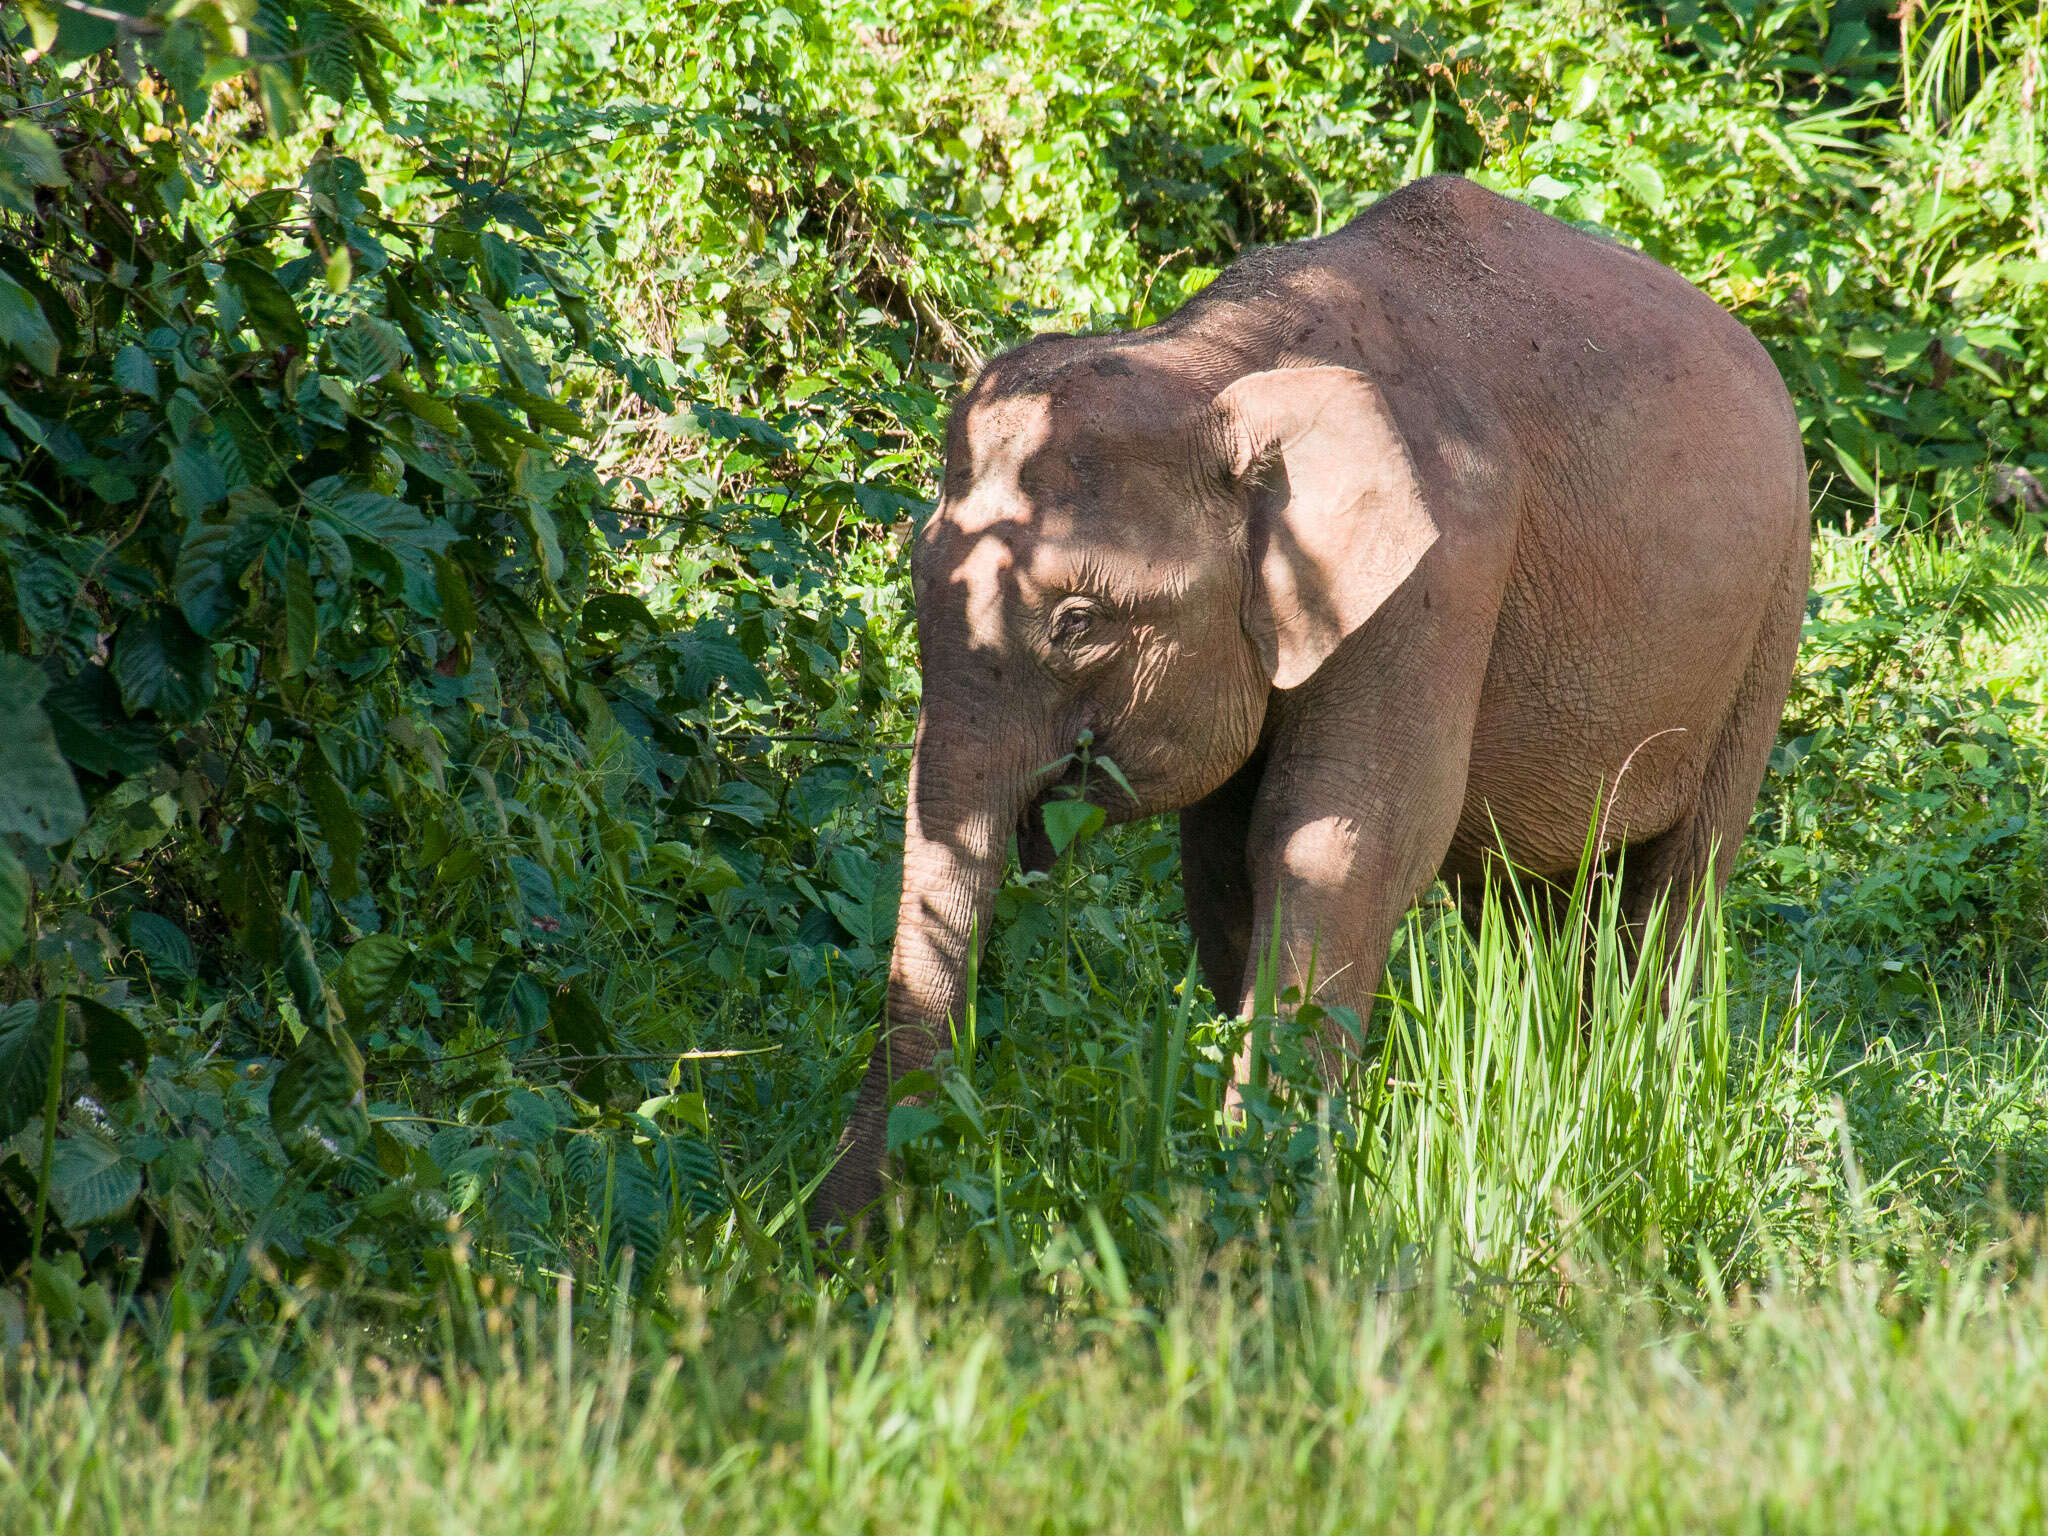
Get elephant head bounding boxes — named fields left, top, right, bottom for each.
left=810, top=344, right=1438, bottom=1233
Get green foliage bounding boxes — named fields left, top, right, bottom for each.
left=1744, top=525, right=2048, bottom=993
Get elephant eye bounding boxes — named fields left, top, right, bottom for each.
left=1050, top=602, right=1096, bottom=647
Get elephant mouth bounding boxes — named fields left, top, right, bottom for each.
left=1016, top=791, right=1058, bottom=874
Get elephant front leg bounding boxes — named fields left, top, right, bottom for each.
left=1178, top=748, right=1267, bottom=1008
left=1238, top=683, right=1481, bottom=1088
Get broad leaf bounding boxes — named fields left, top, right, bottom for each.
left=0, top=656, right=85, bottom=846
left=112, top=343, right=158, bottom=400
left=70, top=995, right=149, bottom=1102
left=172, top=518, right=246, bottom=637
left=887, top=1104, right=945, bottom=1153
left=1042, top=798, right=1106, bottom=856
left=479, top=957, right=550, bottom=1045
left=269, top=1027, right=369, bottom=1167
left=126, top=912, right=196, bottom=980
left=111, top=611, right=216, bottom=722
left=281, top=913, right=339, bottom=1030
left=0, top=1000, right=58, bottom=1140
left=300, top=747, right=363, bottom=901
left=222, top=256, right=309, bottom=350
left=283, top=555, right=319, bottom=676
left=338, top=934, right=412, bottom=1027
left=0, top=271, right=59, bottom=375
left=49, top=1134, right=141, bottom=1229
left=329, top=313, right=407, bottom=383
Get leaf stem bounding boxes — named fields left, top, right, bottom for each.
left=28, top=998, right=68, bottom=1278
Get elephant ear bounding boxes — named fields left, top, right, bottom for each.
left=1214, top=366, right=1438, bottom=689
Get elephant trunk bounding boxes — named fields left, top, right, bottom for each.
left=811, top=714, right=1026, bottom=1232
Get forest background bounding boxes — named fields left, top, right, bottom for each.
left=2, top=0, right=2048, bottom=1526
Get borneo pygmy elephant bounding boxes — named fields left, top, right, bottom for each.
left=810, top=174, right=1811, bottom=1233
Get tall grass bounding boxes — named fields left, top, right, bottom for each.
left=8, top=1252, right=2048, bottom=1533
left=1320, top=869, right=1816, bottom=1291
left=864, top=843, right=1822, bottom=1312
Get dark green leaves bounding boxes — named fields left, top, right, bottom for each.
left=49, top=1134, right=141, bottom=1228
left=272, top=916, right=368, bottom=1166
left=305, top=479, right=455, bottom=574
left=270, top=1028, right=369, bottom=1168
left=337, top=935, right=412, bottom=1028
left=126, top=912, right=197, bottom=981
left=0, top=1000, right=57, bottom=1140
left=1042, top=798, right=1107, bottom=857
left=480, top=957, right=550, bottom=1045
left=0, top=657, right=85, bottom=846
left=300, top=746, right=364, bottom=901
left=222, top=257, right=309, bottom=351
left=479, top=231, right=523, bottom=306
left=328, top=314, right=408, bottom=384
left=112, top=343, right=159, bottom=400
left=70, top=995, right=149, bottom=1102
left=0, top=121, right=67, bottom=217
left=111, top=611, right=217, bottom=722
left=0, top=270, right=61, bottom=375
left=172, top=519, right=248, bottom=637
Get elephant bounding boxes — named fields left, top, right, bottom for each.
left=810, top=174, right=1811, bottom=1234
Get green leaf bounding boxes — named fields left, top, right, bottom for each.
left=1615, top=158, right=1666, bottom=213
left=280, top=913, right=338, bottom=1030
left=68, top=995, right=148, bottom=1103
left=1881, top=329, right=1933, bottom=373
left=112, top=343, right=158, bottom=400
left=432, top=553, right=475, bottom=642
left=41, top=666, right=159, bottom=779
left=0, top=271, right=60, bottom=375
left=111, top=611, right=216, bottom=722
left=886, top=1104, right=945, bottom=1153
left=0, top=656, right=85, bottom=846
left=218, top=811, right=285, bottom=964
left=49, top=1134, right=141, bottom=1229
left=549, top=982, right=613, bottom=1092
left=283, top=556, right=319, bottom=676
left=125, top=912, right=196, bottom=980
left=173, top=519, right=245, bottom=637
left=305, top=479, right=454, bottom=558
left=0, top=843, right=25, bottom=965
left=1830, top=439, right=1881, bottom=500
left=168, top=443, right=227, bottom=516
left=0, top=1000, right=58, bottom=1140
left=548, top=982, right=612, bottom=1055
left=679, top=403, right=795, bottom=456
left=667, top=622, right=766, bottom=701
left=1042, top=798, right=1105, bottom=855
left=300, top=747, right=363, bottom=901
left=508, top=855, right=569, bottom=934
left=337, top=934, right=412, bottom=1027
left=479, top=230, right=522, bottom=305
left=479, top=957, right=549, bottom=1044
left=328, top=313, right=407, bottom=384
left=269, top=1027, right=368, bottom=1167
left=223, top=257, right=309, bottom=350
left=0, top=122, right=67, bottom=192
left=509, top=388, right=588, bottom=437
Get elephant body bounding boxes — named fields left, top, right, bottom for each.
left=813, top=175, right=1810, bottom=1233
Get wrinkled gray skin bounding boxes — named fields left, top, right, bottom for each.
left=811, top=175, right=1810, bottom=1235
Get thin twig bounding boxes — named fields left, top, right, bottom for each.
left=742, top=733, right=912, bottom=750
